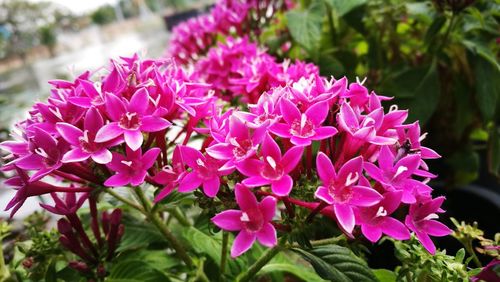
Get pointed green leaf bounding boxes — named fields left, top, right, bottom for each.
left=474, top=55, right=500, bottom=121
left=286, top=0, right=325, bottom=53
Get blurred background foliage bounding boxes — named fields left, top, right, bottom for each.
left=264, top=0, right=499, bottom=189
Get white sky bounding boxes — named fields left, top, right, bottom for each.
left=30, top=0, right=120, bottom=14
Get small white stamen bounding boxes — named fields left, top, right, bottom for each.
left=362, top=117, right=375, bottom=127
left=389, top=104, right=398, bottom=112
left=419, top=132, right=428, bottom=142
left=300, top=114, right=307, bottom=130
left=423, top=213, right=439, bottom=221
left=394, top=166, right=408, bottom=178
left=125, top=112, right=137, bottom=121
left=356, top=76, right=367, bottom=85
left=196, top=158, right=205, bottom=167
left=121, top=160, right=133, bottom=166
left=82, top=130, right=89, bottom=143
left=240, top=212, right=250, bottom=222
left=35, top=148, right=49, bottom=158
left=345, top=172, right=359, bottom=186
left=229, top=137, right=240, bottom=148
left=266, top=156, right=277, bottom=169
left=376, top=206, right=387, bottom=217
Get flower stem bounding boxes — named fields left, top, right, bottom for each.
left=236, top=237, right=286, bottom=282
left=133, top=187, right=194, bottom=269
left=220, top=231, right=229, bottom=277
left=105, top=188, right=144, bottom=213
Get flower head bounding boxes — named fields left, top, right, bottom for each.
left=104, top=147, right=160, bottom=187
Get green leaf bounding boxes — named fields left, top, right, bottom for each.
left=373, top=269, right=396, bottom=282
left=325, top=0, right=367, bottom=16
left=286, top=0, right=325, bottom=53
left=108, top=260, right=171, bottom=282
left=407, top=63, right=440, bottom=124
left=260, top=263, right=326, bottom=282
left=318, top=55, right=345, bottom=77
left=463, top=39, right=500, bottom=72
left=292, top=245, right=377, bottom=282
left=424, top=15, right=446, bottom=47
left=474, top=55, right=500, bottom=121
left=116, top=216, right=166, bottom=252
left=488, top=126, right=500, bottom=177
left=115, top=250, right=180, bottom=272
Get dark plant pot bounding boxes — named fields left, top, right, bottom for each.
left=163, top=9, right=201, bottom=31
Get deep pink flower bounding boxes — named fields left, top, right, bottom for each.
left=40, top=191, right=88, bottom=215
left=56, top=107, right=112, bottom=164
left=405, top=196, right=452, bottom=254
left=355, top=191, right=410, bottom=242
left=104, top=147, right=160, bottom=187
left=211, top=184, right=277, bottom=257
left=271, top=99, right=337, bottom=146
left=396, top=122, right=441, bottom=160
left=177, top=145, right=231, bottom=197
left=95, top=88, right=171, bottom=151
left=153, top=147, right=185, bottom=203
left=314, top=152, right=382, bottom=234
left=364, top=146, right=431, bottom=204
left=239, top=133, right=303, bottom=196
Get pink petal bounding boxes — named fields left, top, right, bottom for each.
left=415, top=231, right=436, bottom=254
left=421, top=147, right=440, bottom=159
left=236, top=158, right=262, bottom=177
left=282, top=146, right=303, bottom=173
left=105, top=93, right=126, bottom=121
left=271, top=174, right=293, bottom=196
left=180, top=145, right=204, bottom=168
left=34, top=127, right=57, bottom=151
left=269, top=123, right=292, bottom=138
left=91, top=148, right=112, bottom=164
left=95, top=122, right=123, bottom=142
left=104, top=173, right=130, bottom=187
left=206, top=143, right=234, bottom=160
left=124, top=130, right=143, bottom=151
left=290, top=136, right=311, bottom=146
left=312, top=126, right=338, bottom=140
left=334, top=204, right=355, bottom=234
left=381, top=217, right=410, bottom=240
left=231, top=230, right=256, bottom=257
left=361, top=224, right=382, bottom=242
left=377, top=146, right=395, bottom=171
left=106, top=152, right=127, bottom=172
left=212, top=210, right=243, bottom=231
left=235, top=184, right=259, bottom=211
left=316, top=152, right=336, bottom=183
left=78, top=78, right=99, bottom=98
left=350, top=186, right=382, bottom=207
left=84, top=107, right=104, bottom=133
left=259, top=196, right=277, bottom=222
left=16, top=154, right=44, bottom=170
left=256, top=222, right=277, bottom=247
left=56, top=123, right=82, bottom=145
left=338, top=103, right=359, bottom=133
left=262, top=133, right=281, bottom=161
left=315, top=186, right=334, bottom=204
left=280, top=98, right=301, bottom=125
left=394, top=154, right=421, bottom=179
left=229, top=115, right=249, bottom=140
left=130, top=171, right=147, bottom=186
left=62, top=148, right=90, bottom=163
left=128, top=88, right=149, bottom=114
left=142, top=148, right=160, bottom=169
left=305, top=101, right=328, bottom=126
left=153, top=185, right=175, bottom=203
left=421, top=220, right=452, bottom=237
left=242, top=176, right=271, bottom=187
left=363, top=162, right=385, bottom=183
left=202, top=177, right=220, bottom=198
left=178, top=172, right=202, bottom=193
left=141, top=116, right=171, bottom=132
left=337, top=156, right=363, bottom=186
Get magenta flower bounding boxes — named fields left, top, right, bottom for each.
left=95, top=88, right=171, bottom=151
left=211, top=184, right=277, bottom=257
left=56, top=107, right=112, bottom=164
left=405, top=196, right=452, bottom=254
left=314, top=152, right=382, bottom=234
left=239, top=133, right=303, bottom=196
left=355, top=191, right=410, bottom=242
left=177, top=145, right=231, bottom=197
left=153, top=147, right=185, bottom=203
left=206, top=115, right=266, bottom=170
left=271, top=99, right=337, bottom=146
left=14, top=127, right=65, bottom=182
left=40, top=191, right=88, bottom=215
left=104, top=147, right=160, bottom=187
left=364, top=146, right=431, bottom=204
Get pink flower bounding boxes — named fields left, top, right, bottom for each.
left=211, top=184, right=277, bottom=257
left=364, top=146, right=431, bottom=204
left=40, top=191, right=88, bottom=215
left=314, top=152, right=382, bottom=234
left=104, top=147, right=160, bottom=187
left=405, top=196, right=451, bottom=254
left=239, top=133, right=303, bottom=196
left=56, top=107, right=113, bottom=164
left=95, top=88, right=171, bottom=151
left=271, top=99, right=337, bottom=146
left=355, top=191, right=410, bottom=242
left=177, top=145, right=231, bottom=197
left=153, top=147, right=185, bottom=203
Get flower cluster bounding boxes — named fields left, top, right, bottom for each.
left=166, top=0, right=286, bottom=64
left=192, top=36, right=319, bottom=103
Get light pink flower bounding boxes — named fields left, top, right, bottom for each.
left=104, top=147, right=160, bottom=187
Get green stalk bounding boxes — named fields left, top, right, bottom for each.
left=220, top=231, right=229, bottom=277
left=105, top=188, right=144, bottom=213
left=133, top=187, right=194, bottom=269
left=236, top=237, right=287, bottom=282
